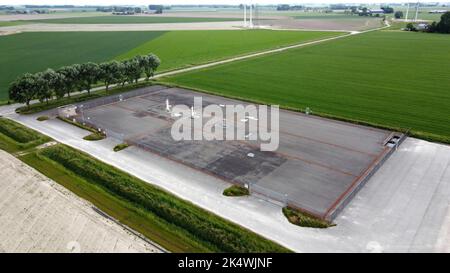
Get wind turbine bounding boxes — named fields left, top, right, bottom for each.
left=405, top=3, right=410, bottom=21
left=414, top=2, right=420, bottom=22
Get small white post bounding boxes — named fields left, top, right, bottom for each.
left=166, top=98, right=171, bottom=112
left=191, top=106, right=195, bottom=119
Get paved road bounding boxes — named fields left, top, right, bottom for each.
left=8, top=112, right=450, bottom=252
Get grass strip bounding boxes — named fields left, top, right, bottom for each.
left=19, top=151, right=212, bottom=253
left=37, top=144, right=290, bottom=253
left=16, top=81, right=154, bottom=115
left=0, top=117, right=50, bottom=153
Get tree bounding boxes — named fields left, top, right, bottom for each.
left=35, top=70, right=55, bottom=104
left=99, top=61, right=122, bottom=91
left=78, top=62, right=101, bottom=95
left=359, top=7, right=369, bottom=16
left=406, top=23, right=417, bottom=31
left=52, top=72, right=67, bottom=99
left=139, top=54, right=161, bottom=80
left=394, top=11, right=403, bottom=19
left=57, top=65, right=79, bottom=98
left=8, top=73, right=40, bottom=108
left=437, top=12, right=450, bottom=33
left=116, top=62, right=128, bottom=87
left=123, top=59, right=142, bottom=84
left=381, top=6, right=394, bottom=14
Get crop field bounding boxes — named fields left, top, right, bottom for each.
left=0, top=31, right=163, bottom=101
left=28, top=16, right=241, bottom=24
left=163, top=31, right=450, bottom=143
left=0, top=21, right=28, bottom=27
left=0, top=29, right=341, bottom=101
left=116, top=30, right=342, bottom=70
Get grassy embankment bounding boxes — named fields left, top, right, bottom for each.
left=0, top=117, right=50, bottom=153
left=162, top=31, right=450, bottom=144
left=0, top=117, right=290, bottom=253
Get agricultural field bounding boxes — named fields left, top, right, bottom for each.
left=28, top=16, right=241, bottom=24
left=0, top=21, right=28, bottom=27
left=0, top=29, right=341, bottom=101
left=116, top=30, right=342, bottom=70
left=162, top=31, right=450, bottom=143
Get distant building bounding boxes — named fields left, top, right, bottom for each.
left=416, top=23, right=429, bottom=30
left=429, top=10, right=448, bottom=14
left=357, top=8, right=385, bottom=16
left=370, top=9, right=385, bottom=15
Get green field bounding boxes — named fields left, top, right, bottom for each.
left=163, top=31, right=450, bottom=143
left=116, top=30, right=342, bottom=71
left=0, top=31, right=164, bottom=101
left=0, top=21, right=28, bottom=27
left=29, top=16, right=240, bottom=24
left=0, top=30, right=342, bottom=101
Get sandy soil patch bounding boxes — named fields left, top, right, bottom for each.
left=0, top=21, right=244, bottom=32
left=266, top=18, right=383, bottom=31
left=0, top=149, right=163, bottom=253
left=0, top=13, right=108, bottom=22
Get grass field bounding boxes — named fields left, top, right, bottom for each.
left=29, top=16, right=240, bottom=24
left=0, top=31, right=165, bottom=101
left=0, top=21, right=28, bottom=27
left=163, top=31, right=450, bottom=143
left=116, top=30, right=342, bottom=71
left=0, top=30, right=342, bottom=101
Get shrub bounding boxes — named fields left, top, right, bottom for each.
left=37, top=116, right=49, bottom=121
left=282, top=207, right=334, bottom=229
left=0, top=117, right=43, bottom=143
left=113, top=143, right=129, bottom=152
left=223, top=185, right=249, bottom=197
left=83, top=133, right=105, bottom=141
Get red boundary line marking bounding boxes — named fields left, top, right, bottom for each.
left=323, top=146, right=391, bottom=218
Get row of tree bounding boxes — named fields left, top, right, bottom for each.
left=9, top=54, right=160, bottom=107
left=427, top=12, right=450, bottom=33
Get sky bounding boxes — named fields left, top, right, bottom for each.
left=0, top=1, right=447, bottom=6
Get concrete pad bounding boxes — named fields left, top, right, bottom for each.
left=57, top=85, right=396, bottom=219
